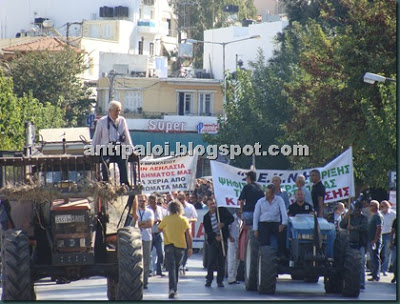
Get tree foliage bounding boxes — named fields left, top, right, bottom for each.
left=0, top=70, right=65, bottom=151
left=212, top=0, right=395, bottom=189
left=4, top=47, right=92, bottom=126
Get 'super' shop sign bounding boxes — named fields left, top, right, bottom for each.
left=148, top=120, right=186, bottom=133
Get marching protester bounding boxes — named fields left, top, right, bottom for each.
left=310, top=169, right=326, bottom=217
left=390, top=218, right=397, bottom=284
left=287, top=189, right=314, bottom=216
left=177, top=192, right=198, bottom=274
left=158, top=200, right=193, bottom=299
left=137, top=194, right=154, bottom=289
left=367, top=200, right=384, bottom=282
left=91, top=100, right=133, bottom=186
left=203, top=198, right=234, bottom=287
left=295, top=174, right=312, bottom=205
left=340, top=201, right=368, bottom=290
left=253, top=184, right=288, bottom=258
left=272, top=176, right=290, bottom=209
left=148, top=194, right=165, bottom=277
left=238, top=171, right=264, bottom=227
left=380, top=200, right=396, bottom=276
left=227, top=209, right=242, bottom=284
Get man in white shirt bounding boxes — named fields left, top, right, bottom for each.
left=272, top=176, right=290, bottom=209
left=295, top=174, right=312, bottom=205
left=91, top=100, right=133, bottom=185
left=227, top=210, right=242, bottom=284
left=137, top=194, right=154, bottom=289
left=148, top=194, right=165, bottom=277
left=380, top=200, right=396, bottom=275
left=253, top=184, right=288, bottom=257
left=177, top=192, right=198, bottom=273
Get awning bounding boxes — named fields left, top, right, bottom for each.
left=162, top=42, right=177, bottom=56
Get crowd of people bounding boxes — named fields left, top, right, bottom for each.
left=134, top=169, right=397, bottom=298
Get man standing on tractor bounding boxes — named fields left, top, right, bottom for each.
left=310, top=169, right=326, bottom=218
left=91, top=100, right=134, bottom=186
left=253, top=184, right=288, bottom=258
left=238, top=171, right=264, bottom=227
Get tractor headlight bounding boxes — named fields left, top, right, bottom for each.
left=57, top=240, right=65, bottom=248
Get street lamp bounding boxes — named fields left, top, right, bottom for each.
left=187, top=35, right=261, bottom=119
left=363, top=72, right=396, bottom=84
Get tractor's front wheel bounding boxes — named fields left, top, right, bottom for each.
left=1, top=229, right=35, bottom=300
left=116, top=227, right=143, bottom=300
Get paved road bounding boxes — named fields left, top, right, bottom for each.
left=3, top=253, right=396, bottom=301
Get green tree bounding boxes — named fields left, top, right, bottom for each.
left=5, top=47, right=92, bottom=126
left=0, top=70, right=65, bottom=151
left=282, top=0, right=396, bottom=188
left=211, top=0, right=395, bottom=189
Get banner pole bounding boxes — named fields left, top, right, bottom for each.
left=216, top=206, right=226, bottom=257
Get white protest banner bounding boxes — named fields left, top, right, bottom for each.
left=140, top=154, right=198, bottom=194
left=211, top=147, right=355, bottom=207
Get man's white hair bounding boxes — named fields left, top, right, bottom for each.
left=108, top=100, right=122, bottom=111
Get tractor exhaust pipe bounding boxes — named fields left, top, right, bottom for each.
left=25, top=121, right=35, bottom=157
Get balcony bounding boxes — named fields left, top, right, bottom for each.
left=137, top=19, right=158, bottom=34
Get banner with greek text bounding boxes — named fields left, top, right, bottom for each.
left=140, top=154, right=198, bottom=194
left=211, top=147, right=355, bottom=207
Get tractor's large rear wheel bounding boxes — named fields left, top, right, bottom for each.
left=1, top=229, right=35, bottom=300
left=324, top=274, right=343, bottom=294
left=257, top=246, right=277, bottom=294
left=342, top=247, right=361, bottom=297
left=244, top=229, right=258, bottom=291
left=115, top=227, right=143, bottom=300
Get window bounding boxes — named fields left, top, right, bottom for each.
left=150, top=10, right=155, bottom=19
left=103, top=24, right=112, bottom=38
left=198, top=93, right=213, bottom=115
left=138, top=41, right=143, bottom=55
left=124, top=90, right=143, bottom=112
left=149, top=42, right=154, bottom=56
left=178, top=92, right=194, bottom=115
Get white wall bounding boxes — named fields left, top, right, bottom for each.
left=0, top=0, right=172, bottom=40
left=203, top=21, right=288, bottom=80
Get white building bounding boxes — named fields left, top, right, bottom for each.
left=0, top=0, right=178, bottom=79
left=202, top=20, right=288, bottom=80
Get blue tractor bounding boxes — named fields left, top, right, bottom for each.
left=244, top=214, right=361, bottom=297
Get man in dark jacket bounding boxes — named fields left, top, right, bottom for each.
left=340, top=201, right=368, bottom=290
left=203, top=198, right=234, bottom=287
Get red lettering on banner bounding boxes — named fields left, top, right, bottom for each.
left=332, top=189, right=343, bottom=199
left=325, top=191, right=333, bottom=200
left=225, top=198, right=235, bottom=205
left=325, top=187, right=351, bottom=201
left=196, top=223, right=204, bottom=238
left=343, top=187, right=349, bottom=197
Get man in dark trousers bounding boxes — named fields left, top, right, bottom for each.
left=203, top=198, right=234, bottom=287
left=367, top=200, right=383, bottom=282
left=340, top=201, right=368, bottom=290
left=238, top=171, right=264, bottom=227
left=310, top=169, right=326, bottom=217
